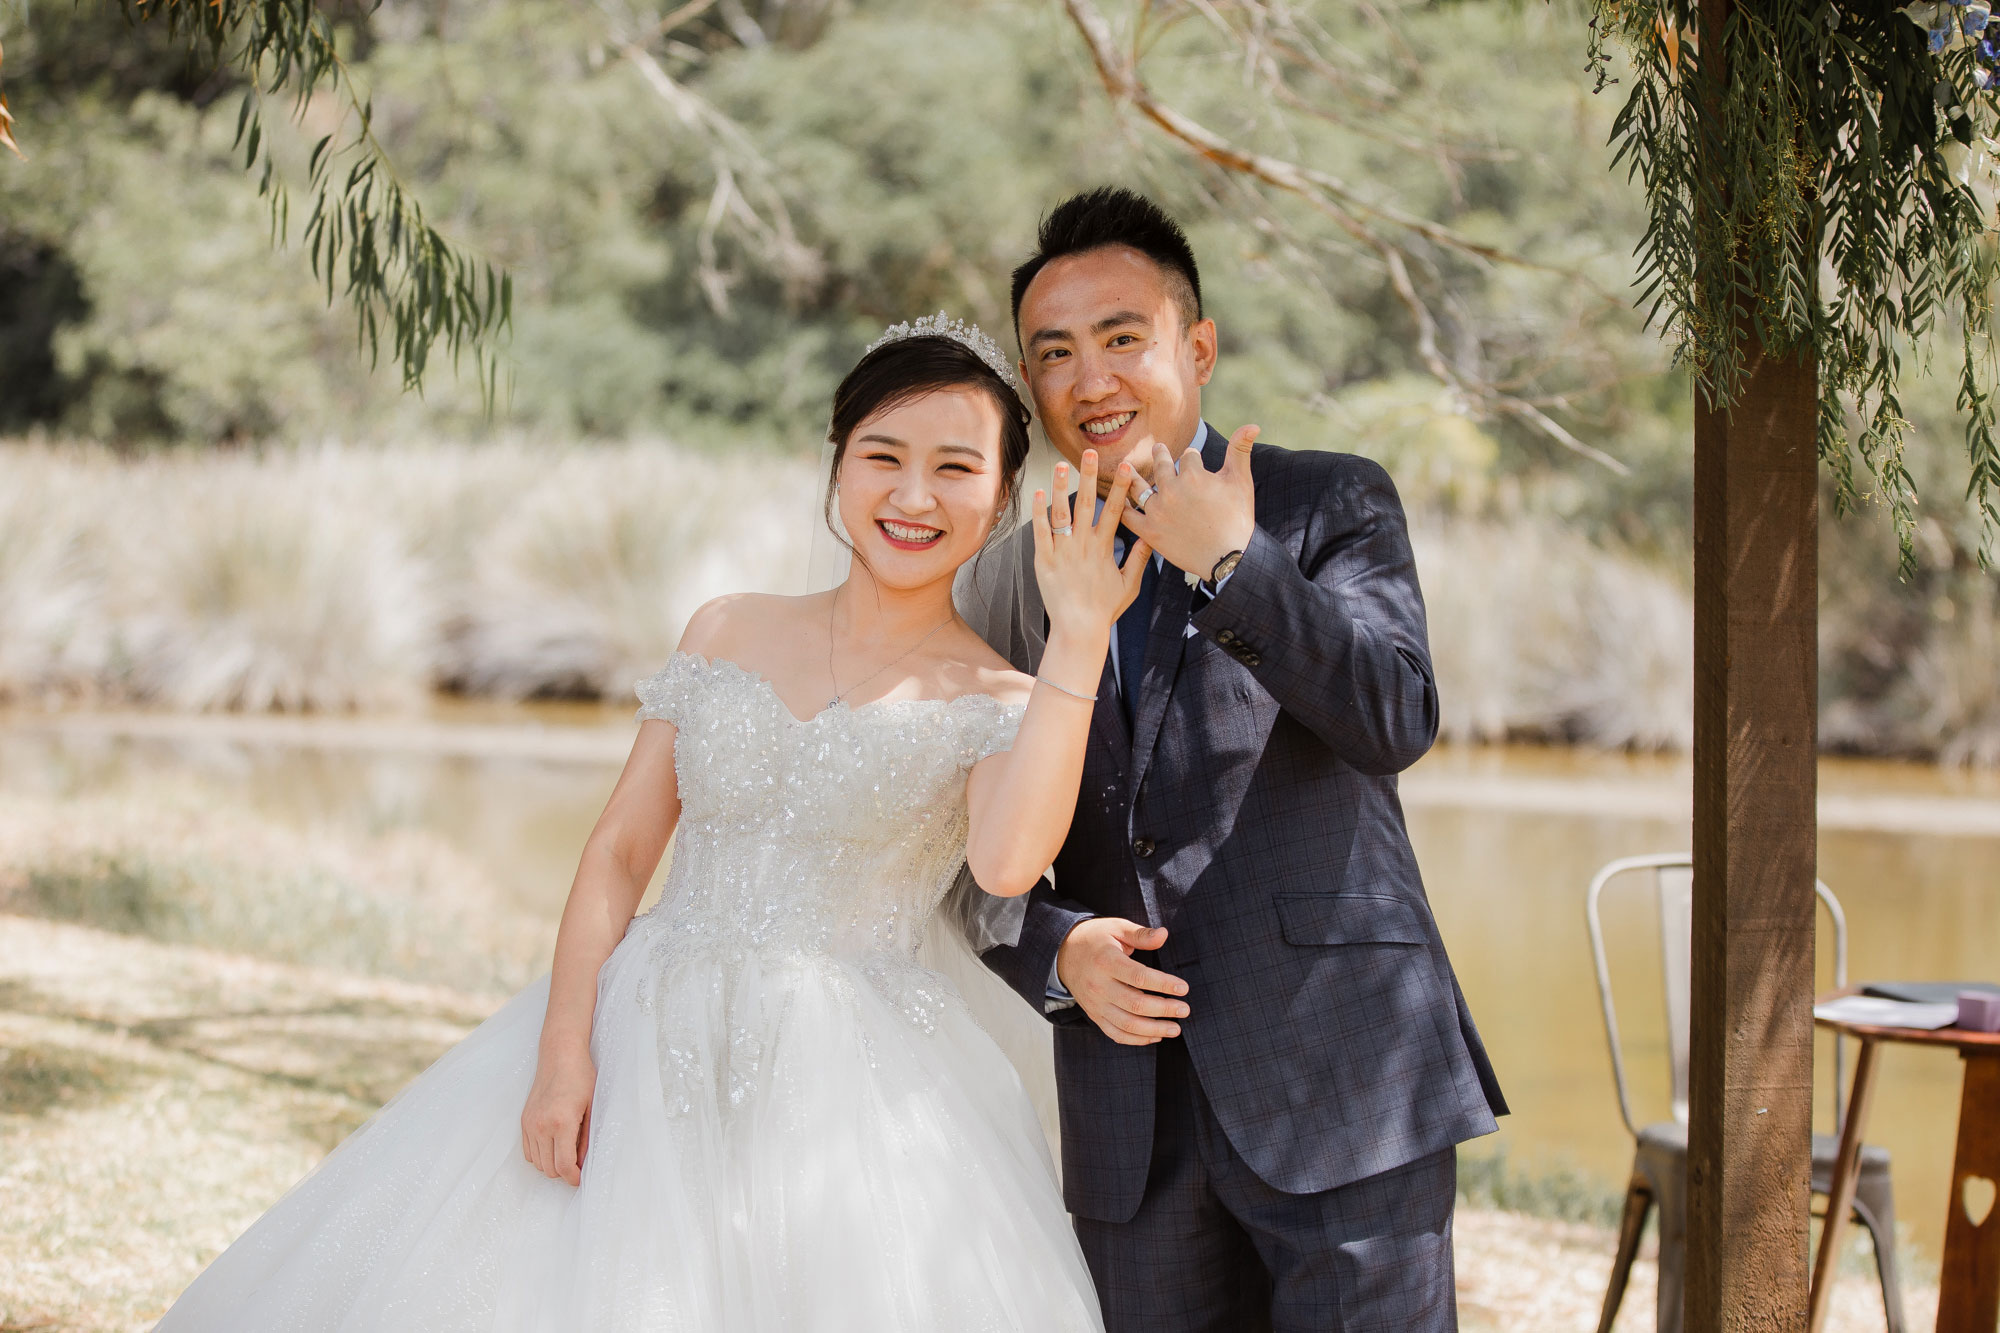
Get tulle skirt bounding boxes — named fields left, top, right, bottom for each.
left=155, top=915, right=1104, bottom=1331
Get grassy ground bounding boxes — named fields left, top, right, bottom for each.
left=0, top=914, right=499, bottom=1330
left=0, top=911, right=1934, bottom=1332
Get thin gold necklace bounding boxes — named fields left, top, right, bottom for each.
left=826, top=588, right=955, bottom=710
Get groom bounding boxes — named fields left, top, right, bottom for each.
left=960, top=187, right=1507, bottom=1331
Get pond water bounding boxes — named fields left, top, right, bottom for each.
left=2, top=708, right=1993, bottom=1281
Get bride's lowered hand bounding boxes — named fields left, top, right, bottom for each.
left=521, top=1044, right=594, bottom=1185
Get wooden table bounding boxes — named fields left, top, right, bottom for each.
left=1811, top=997, right=2000, bottom=1333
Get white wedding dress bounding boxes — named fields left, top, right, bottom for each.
left=156, top=651, right=1104, bottom=1332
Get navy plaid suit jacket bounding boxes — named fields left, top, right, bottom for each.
left=962, top=425, right=1507, bottom=1224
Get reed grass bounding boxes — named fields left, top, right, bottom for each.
left=1413, top=519, right=1694, bottom=752
left=1, top=436, right=1993, bottom=760
left=0, top=438, right=815, bottom=712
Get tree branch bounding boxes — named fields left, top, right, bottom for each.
left=1059, top=0, right=1629, bottom=474
left=1059, top=0, right=1526, bottom=267
left=612, top=29, right=821, bottom=312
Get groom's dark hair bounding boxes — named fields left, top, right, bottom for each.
left=1010, top=187, right=1203, bottom=345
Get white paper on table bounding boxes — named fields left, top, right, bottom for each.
left=1813, top=995, right=1960, bottom=1030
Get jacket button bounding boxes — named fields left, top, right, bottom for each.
left=1133, top=836, right=1155, bottom=858
left=1216, top=629, right=1236, bottom=644
left=1243, top=653, right=1262, bottom=667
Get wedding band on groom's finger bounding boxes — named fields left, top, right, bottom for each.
left=1050, top=524, right=1072, bottom=536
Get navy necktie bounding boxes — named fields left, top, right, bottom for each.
left=1116, top=531, right=1158, bottom=723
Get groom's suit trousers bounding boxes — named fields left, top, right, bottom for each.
left=1076, top=1037, right=1457, bottom=1333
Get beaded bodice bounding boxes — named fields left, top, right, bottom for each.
left=628, top=652, right=1025, bottom=967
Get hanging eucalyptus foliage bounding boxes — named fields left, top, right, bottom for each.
left=99, top=0, right=511, bottom=401
left=1587, top=0, right=2000, bottom=567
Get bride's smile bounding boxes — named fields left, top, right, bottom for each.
left=877, top=518, right=944, bottom=547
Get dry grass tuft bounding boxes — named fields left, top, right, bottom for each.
left=1413, top=518, right=1694, bottom=752
left=0, top=438, right=815, bottom=713
left=6, top=436, right=1997, bottom=760
left=0, top=789, right=547, bottom=993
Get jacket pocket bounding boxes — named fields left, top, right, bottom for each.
left=1275, top=892, right=1426, bottom=947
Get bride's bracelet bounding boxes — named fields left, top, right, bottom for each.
left=1036, top=675, right=1099, bottom=703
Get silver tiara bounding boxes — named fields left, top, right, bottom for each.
left=864, top=311, right=1014, bottom=384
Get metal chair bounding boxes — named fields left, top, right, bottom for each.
left=1586, top=854, right=1906, bottom=1333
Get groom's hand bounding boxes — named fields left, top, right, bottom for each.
left=1056, top=918, right=1189, bottom=1045
left=1122, top=424, right=1259, bottom=583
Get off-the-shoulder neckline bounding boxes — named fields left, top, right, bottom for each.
left=661, top=649, right=1028, bottom=729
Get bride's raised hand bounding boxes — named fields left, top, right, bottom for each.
left=521, top=1046, right=595, bottom=1186
left=1031, top=449, right=1150, bottom=640
left=966, top=450, right=1143, bottom=894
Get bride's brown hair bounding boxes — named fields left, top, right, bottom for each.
left=824, top=336, right=1032, bottom=556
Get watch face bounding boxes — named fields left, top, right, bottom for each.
left=1213, top=551, right=1243, bottom=581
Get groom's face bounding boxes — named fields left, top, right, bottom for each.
left=1016, top=245, right=1217, bottom=494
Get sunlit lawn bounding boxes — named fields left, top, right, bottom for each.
left=0, top=909, right=1932, bottom=1332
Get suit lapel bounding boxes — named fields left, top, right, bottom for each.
left=1128, top=423, right=1228, bottom=797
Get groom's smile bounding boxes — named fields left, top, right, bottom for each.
left=1080, top=409, right=1137, bottom=441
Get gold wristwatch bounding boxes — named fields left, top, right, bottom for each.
left=1208, top=549, right=1245, bottom=585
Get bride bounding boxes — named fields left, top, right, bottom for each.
left=153, top=316, right=1151, bottom=1332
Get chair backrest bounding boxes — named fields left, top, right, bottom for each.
left=1586, top=854, right=1848, bottom=1138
